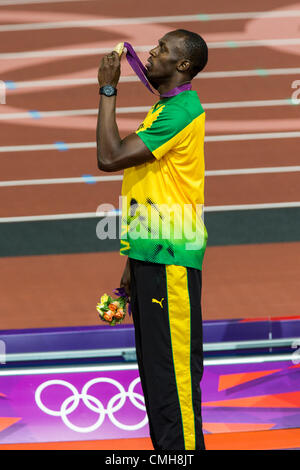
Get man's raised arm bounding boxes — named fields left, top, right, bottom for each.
left=96, top=51, right=154, bottom=172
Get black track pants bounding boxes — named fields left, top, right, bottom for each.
left=129, top=258, right=206, bottom=451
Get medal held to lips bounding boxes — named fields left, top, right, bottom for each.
left=113, top=41, right=192, bottom=97
left=113, top=41, right=155, bottom=94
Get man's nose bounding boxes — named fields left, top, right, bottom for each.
left=149, top=46, right=158, bottom=56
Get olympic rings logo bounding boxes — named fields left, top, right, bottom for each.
left=35, top=377, right=148, bottom=433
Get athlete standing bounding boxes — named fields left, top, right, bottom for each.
left=97, top=29, right=208, bottom=450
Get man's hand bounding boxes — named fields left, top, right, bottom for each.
left=98, top=51, right=121, bottom=88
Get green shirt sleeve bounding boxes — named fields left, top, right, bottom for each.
left=135, top=102, right=192, bottom=160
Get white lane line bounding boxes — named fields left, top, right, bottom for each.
left=14, top=76, right=138, bottom=89
left=0, top=0, right=86, bottom=4
left=198, top=67, right=300, bottom=78
left=0, top=142, right=95, bottom=152
left=206, top=166, right=300, bottom=176
left=0, top=108, right=99, bottom=120
left=0, top=212, right=121, bottom=223
left=1, top=166, right=300, bottom=187
left=204, top=202, right=300, bottom=212
left=204, top=98, right=298, bottom=109
left=1, top=132, right=300, bottom=153
left=209, top=38, right=300, bottom=49
left=8, top=68, right=300, bottom=90
left=1, top=38, right=300, bottom=59
left=0, top=175, right=123, bottom=186
left=0, top=99, right=298, bottom=121
left=1, top=201, right=300, bottom=223
left=0, top=11, right=300, bottom=32
left=205, top=131, right=300, bottom=142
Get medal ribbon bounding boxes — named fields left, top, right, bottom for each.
left=123, top=42, right=192, bottom=98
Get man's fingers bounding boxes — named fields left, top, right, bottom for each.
left=98, top=50, right=121, bottom=87
left=101, top=51, right=119, bottom=67
left=109, top=51, right=120, bottom=62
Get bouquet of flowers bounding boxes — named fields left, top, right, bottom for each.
left=96, top=288, right=131, bottom=326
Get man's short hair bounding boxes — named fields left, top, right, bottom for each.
left=173, top=29, right=208, bottom=78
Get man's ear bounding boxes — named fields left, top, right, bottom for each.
left=177, top=60, right=191, bottom=72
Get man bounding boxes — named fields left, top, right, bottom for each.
left=97, top=29, right=208, bottom=450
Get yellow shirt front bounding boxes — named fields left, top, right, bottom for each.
left=120, top=90, right=208, bottom=270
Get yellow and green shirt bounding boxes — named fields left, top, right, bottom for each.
left=120, top=90, right=208, bottom=270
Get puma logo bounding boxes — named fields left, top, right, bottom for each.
left=152, top=297, right=164, bottom=309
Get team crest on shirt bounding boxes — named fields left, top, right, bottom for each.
left=136, top=104, right=165, bottom=133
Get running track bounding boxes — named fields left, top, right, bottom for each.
left=0, top=0, right=300, bottom=328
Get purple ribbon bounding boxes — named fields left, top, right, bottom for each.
left=113, top=287, right=132, bottom=316
left=123, top=42, right=192, bottom=98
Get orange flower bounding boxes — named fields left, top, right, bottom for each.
left=103, top=312, right=113, bottom=322
left=108, top=303, right=117, bottom=312
left=114, top=309, right=124, bottom=319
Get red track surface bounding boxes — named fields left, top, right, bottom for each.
left=0, top=243, right=299, bottom=327
left=0, top=0, right=300, bottom=328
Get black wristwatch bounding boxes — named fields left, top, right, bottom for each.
left=99, top=85, right=117, bottom=96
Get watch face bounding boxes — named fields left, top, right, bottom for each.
left=102, top=85, right=115, bottom=96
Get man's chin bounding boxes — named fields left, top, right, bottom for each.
left=146, top=73, right=159, bottom=90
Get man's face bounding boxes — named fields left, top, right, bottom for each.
left=145, top=33, right=186, bottom=88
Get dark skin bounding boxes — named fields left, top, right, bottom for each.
left=96, top=31, right=193, bottom=297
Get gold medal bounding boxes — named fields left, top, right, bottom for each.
left=113, top=42, right=125, bottom=57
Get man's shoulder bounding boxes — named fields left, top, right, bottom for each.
left=136, top=91, right=204, bottom=138
left=163, top=91, right=204, bottom=121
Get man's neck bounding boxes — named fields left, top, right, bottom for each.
left=157, top=78, right=191, bottom=97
